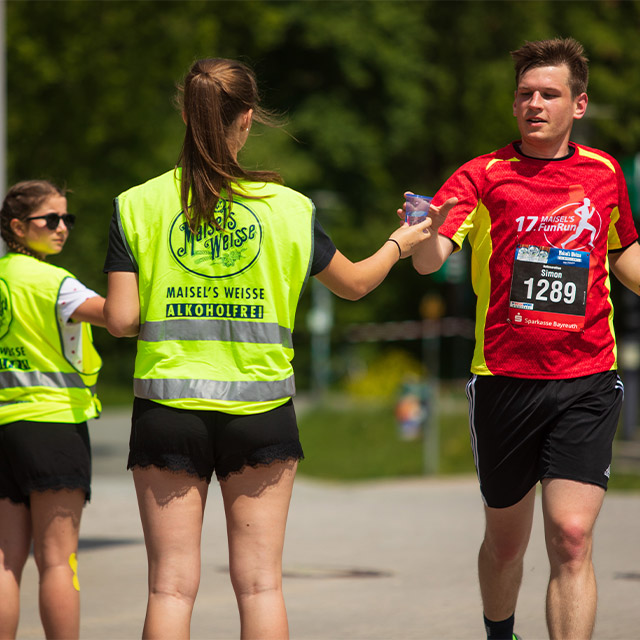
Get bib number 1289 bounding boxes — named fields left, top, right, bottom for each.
left=523, top=277, right=577, bottom=305
left=508, top=244, right=588, bottom=332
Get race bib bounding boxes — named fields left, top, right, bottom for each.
left=508, top=244, right=589, bottom=332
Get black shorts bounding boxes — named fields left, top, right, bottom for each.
left=128, top=397, right=304, bottom=482
left=466, top=371, right=623, bottom=508
left=0, top=421, right=92, bottom=506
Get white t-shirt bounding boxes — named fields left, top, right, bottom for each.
left=57, top=277, right=99, bottom=323
left=56, top=277, right=100, bottom=371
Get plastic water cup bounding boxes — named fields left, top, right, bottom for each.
left=405, top=194, right=433, bottom=225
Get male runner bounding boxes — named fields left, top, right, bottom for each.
left=411, top=37, right=640, bottom=640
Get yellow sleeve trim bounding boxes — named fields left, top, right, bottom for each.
left=485, top=157, right=520, bottom=171
left=577, top=147, right=615, bottom=173
left=608, top=206, right=623, bottom=250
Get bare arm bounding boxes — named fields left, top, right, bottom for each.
left=610, top=241, right=640, bottom=294
left=70, top=295, right=107, bottom=327
left=105, top=271, right=141, bottom=337
left=409, top=197, right=458, bottom=274
left=315, top=216, right=434, bottom=300
left=412, top=233, right=456, bottom=274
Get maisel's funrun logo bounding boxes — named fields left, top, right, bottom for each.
left=169, top=199, right=262, bottom=278
left=516, top=186, right=603, bottom=252
left=0, top=279, right=12, bottom=339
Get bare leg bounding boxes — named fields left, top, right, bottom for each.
left=221, top=460, right=297, bottom=640
left=542, top=478, right=605, bottom=640
left=30, top=489, right=85, bottom=640
left=0, top=498, right=32, bottom=639
left=478, top=487, right=536, bottom=623
left=133, top=467, right=208, bottom=640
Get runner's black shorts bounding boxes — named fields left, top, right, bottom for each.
left=0, top=420, right=92, bottom=506
left=466, top=371, right=623, bottom=509
left=128, top=397, right=304, bottom=482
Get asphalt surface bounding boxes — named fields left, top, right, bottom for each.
left=15, top=407, right=640, bottom=640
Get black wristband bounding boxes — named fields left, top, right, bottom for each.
left=386, top=238, right=402, bottom=258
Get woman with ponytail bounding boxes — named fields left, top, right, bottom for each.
left=103, top=58, right=452, bottom=639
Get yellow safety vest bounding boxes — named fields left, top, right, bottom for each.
left=116, top=169, right=314, bottom=414
left=0, top=253, right=102, bottom=424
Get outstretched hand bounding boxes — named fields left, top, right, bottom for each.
left=427, top=197, right=458, bottom=230
left=392, top=195, right=458, bottom=257
left=388, top=218, right=432, bottom=258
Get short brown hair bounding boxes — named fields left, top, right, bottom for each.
left=511, top=37, right=589, bottom=97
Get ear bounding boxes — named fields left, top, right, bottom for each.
left=9, top=218, right=27, bottom=239
left=512, top=90, right=517, bottom=118
left=242, top=109, right=254, bottom=131
left=573, top=92, right=588, bottom=121
left=181, top=109, right=187, bottom=125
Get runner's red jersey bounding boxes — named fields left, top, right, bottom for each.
left=435, top=142, right=638, bottom=379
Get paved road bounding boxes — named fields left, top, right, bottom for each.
left=16, top=408, right=640, bottom=640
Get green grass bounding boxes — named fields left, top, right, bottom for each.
left=608, top=472, right=640, bottom=491
left=297, top=390, right=640, bottom=491
left=297, top=390, right=475, bottom=480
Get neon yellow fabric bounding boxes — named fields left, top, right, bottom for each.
left=116, top=170, right=314, bottom=414
left=0, top=253, right=102, bottom=424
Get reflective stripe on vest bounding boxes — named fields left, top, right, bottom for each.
left=134, top=374, right=295, bottom=402
left=139, top=318, right=293, bottom=348
left=0, top=369, right=89, bottom=390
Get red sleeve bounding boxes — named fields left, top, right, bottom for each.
left=433, top=157, right=485, bottom=248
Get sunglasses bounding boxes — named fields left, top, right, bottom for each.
left=26, top=213, right=76, bottom=230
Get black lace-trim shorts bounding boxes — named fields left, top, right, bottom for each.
left=0, top=420, right=91, bottom=506
left=128, top=397, right=304, bottom=482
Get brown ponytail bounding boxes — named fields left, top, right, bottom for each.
left=176, top=58, right=283, bottom=233
left=1, top=180, right=65, bottom=259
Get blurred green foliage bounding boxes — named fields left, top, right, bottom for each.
left=297, top=387, right=475, bottom=479
left=6, top=0, right=640, bottom=390
left=345, top=348, right=424, bottom=399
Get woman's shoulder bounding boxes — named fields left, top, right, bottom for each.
left=33, top=257, right=76, bottom=280
left=1, top=253, right=75, bottom=290
left=2, top=252, right=56, bottom=270
left=238, top=180, right=312, bottom=204
left=118, top=169, right=178, bottom=201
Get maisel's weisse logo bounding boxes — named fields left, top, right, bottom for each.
left=169, top=199, right=262, bottom=278
left=0, top=279, right=12, bottom=339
